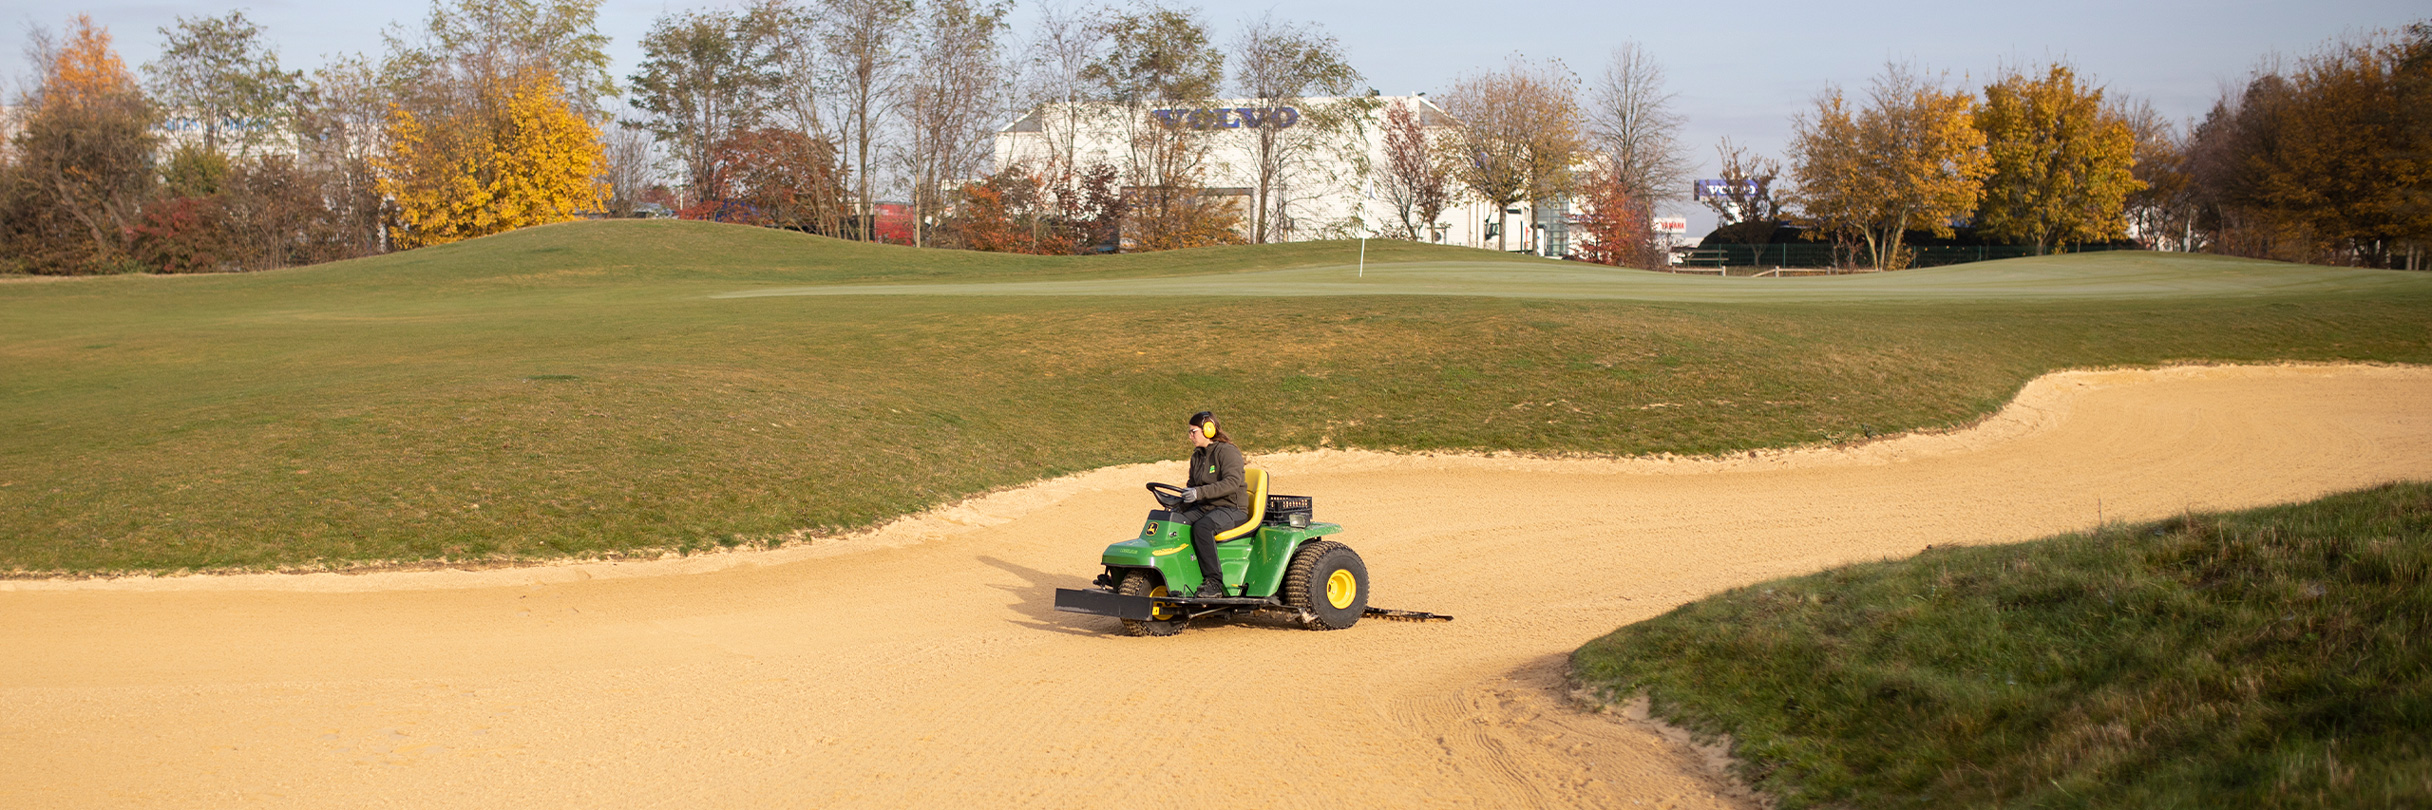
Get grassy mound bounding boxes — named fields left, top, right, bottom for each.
left=249, top=218, right=1553, bottom=288
left=1573, top=482, right=2432, bottom=809
left=4, top=220, right=2431, bottom=573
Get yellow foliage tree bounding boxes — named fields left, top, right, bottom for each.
left=1975, top=65, right=2144, bottom=251
left=1788, top=66, right=1991, bottom=270
left=377, top=67, right=604, bottom=249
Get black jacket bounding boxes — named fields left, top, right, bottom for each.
left=1186, top=442, right=1247, bottom=511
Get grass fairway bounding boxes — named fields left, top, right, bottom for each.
left=1571, top=481, right=2432, bottom=809
left=4, top=219, right=2431, bottom=574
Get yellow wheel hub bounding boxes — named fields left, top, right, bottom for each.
left=1148, top=585, right=1176, bottom=621
left=1325, top=569, right=1358, bottom=610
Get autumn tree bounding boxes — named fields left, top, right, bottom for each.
left=1973, top=64, right=2143, bottom=251
left=2183, top=75, right=2286, bottom=259
left=1014, top=3, right=1108, bottom=186
left=1787, top=65, right=1991, bottom=270
left=1439, top=56, right=1583, bottom=252
left=1377, top=98, right=1458, bottom=241
left=712, top=127, right=849, bottom=232
left=293, top=54, right=393, bottom=258
left=142, top=12, right=300, bottom=158
left=628, top=5, right=787, bottom=199
left=950, top=168, right=1052, bottom=254
left=898, top=0, right=1011, bottom=248
left=1068, top=162, right=1129, bottom=252
left=1085, top=3, right=1240, bottom=250
left=128, top=13, right=364, bottom=273
left=2114, top=98, right=2201, bottom=252
left=599, top=114, right=657, bottom=218
left=203, top=154, right=361, bottom=270
left=946, top=165, right=1088, bottom=254
left=378, top=0, right=611, bottom=248
left=1574, top=165, right=1663, bottom=268
left=134, top=144, right=367, bottom=273
left=750, top=2, right=824, bottom=149
left=1584, top=43, right=1689, bottom=206
left=2185, top=27, right=2431, bottom=267
left=128, top=195, right=235, bottom=272
left=378, top=66, right=605, bottom=247
left=2, top=16, right=157, bottom=274
left=1230, top=14, right=1365, bottom=243
left=820, top=0, right=916, bottom=238
left=390, top=0, right=616, bottom=116
left=2401, top=21, right=2432, bottom=269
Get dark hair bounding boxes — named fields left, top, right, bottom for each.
left=1189, top=410, right=1234, bottom=445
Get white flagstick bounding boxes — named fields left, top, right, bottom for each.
left=1358, top=179, right=1377, bottom=278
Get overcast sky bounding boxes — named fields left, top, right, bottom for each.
left=8, top=0, right=2426, bottom=229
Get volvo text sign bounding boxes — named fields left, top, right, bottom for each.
left=1151, top=107, right=1301, bottom=130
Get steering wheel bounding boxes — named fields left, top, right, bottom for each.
left=1145, top=482, right=1187, bottom=509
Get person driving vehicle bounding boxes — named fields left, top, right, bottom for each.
left=1173, top=411, right=1247, bottom=597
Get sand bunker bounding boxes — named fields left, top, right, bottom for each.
left=4, top=363, right=2427, bottom=808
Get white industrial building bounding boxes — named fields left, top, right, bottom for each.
left=991, top=96, right=1576, bottom=256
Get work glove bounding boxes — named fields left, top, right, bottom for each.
left=1181, top=487, right=1201, bottom=503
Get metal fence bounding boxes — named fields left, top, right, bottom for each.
left=1680, top=242, right=2138, bottom=270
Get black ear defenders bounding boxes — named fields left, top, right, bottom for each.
left=1191, top=411, right=1217, bottom=439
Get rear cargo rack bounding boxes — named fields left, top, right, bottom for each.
left=1263, top=493, right=1312, bottom=526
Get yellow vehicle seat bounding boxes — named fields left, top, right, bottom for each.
left=1212, top=468, right=1269, bottom=542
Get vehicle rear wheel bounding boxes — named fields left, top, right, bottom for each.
left=1281, top=541, right=1366, bottom=630
left=1117, top=570, right=1184, bottom=637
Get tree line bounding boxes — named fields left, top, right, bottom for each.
left=1, top=4, right=612, bottom=274
left=2, top=2, right=2423, bottom=275
left=1708, top=24, right=2430, bottom=271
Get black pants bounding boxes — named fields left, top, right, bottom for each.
left=1174, top=505, right=1247, bottom=581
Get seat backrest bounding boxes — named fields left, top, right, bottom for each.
left=1212, top=467, right=1269, bottom=542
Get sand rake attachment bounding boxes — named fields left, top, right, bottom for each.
left=1362, top=606, right=1455, bottom=622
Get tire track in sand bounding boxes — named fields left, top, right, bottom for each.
left=2, top=364, right=2428, bottom=808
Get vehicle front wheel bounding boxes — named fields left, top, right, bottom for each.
left=1281, top=541, right=1366, bottom=630
left=1117, top=570, right=1184, bottom=637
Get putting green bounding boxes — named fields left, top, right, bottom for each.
left=716, top=251, right=2430, bottom=303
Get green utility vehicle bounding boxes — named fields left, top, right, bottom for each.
left=1052, top=468, right=1450, bottom=636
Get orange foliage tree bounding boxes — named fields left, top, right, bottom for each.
left=948, top=171, right=1051, bottom=254
left=1, top=16, right=157, bottom=274
left=2189, top=26, right=2432, bottom=267
left=1574, top=166, right=1663, bottom=268
left=944, top=166, right=1088, bottom=254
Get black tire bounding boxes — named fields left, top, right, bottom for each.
left=1116, top=570, right=1185, bottom=637
left=1280, top=541, right=1366, bottom=630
